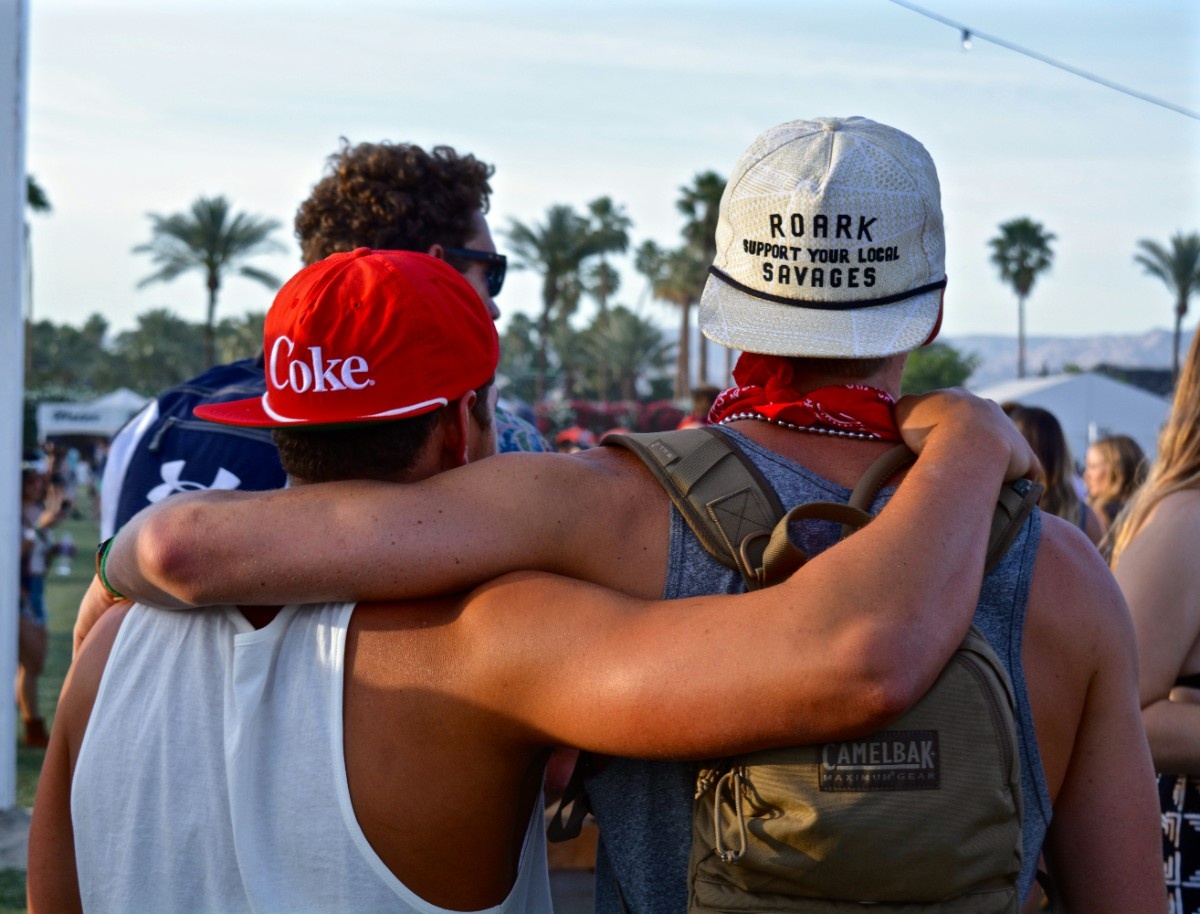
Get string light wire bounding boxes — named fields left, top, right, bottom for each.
left=887, top=0, right=1200, bottom=121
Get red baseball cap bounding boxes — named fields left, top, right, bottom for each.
left=195, top=249, right=499, bottom=428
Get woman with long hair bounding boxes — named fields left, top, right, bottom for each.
left=1084, top=434, right=1147, bottom=532
left=1110, top=330, right=1200, bottom=911
left=1003, top=403, right=1104, bottom=546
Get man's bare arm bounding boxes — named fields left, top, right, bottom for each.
left=97, top=389, right=1034, bottom=618
left=461, top=405, right=1037, bottom=754
left=29, top=606, right=130, bottom=914
left=1021, top=518, right=1164, bottom=913
left=1040, top=585, right=1163, bottom=908
left=1040, top=655, right=1164, bottom=913
left=26, top=725, right=81, bottom=914
left=103, top=448, right=641, bottom=608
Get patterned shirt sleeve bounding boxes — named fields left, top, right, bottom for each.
left=494, top=403, right=552, bottom=453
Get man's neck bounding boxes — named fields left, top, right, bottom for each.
left=783, top=356, right=906, bottom=400
left=722, top=353, right=909, bottom=487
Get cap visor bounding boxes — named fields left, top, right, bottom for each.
left=193, top=396, right=277, bottom=428
left=194, top=393, right=452, bottom=428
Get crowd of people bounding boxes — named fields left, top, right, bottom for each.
left=18, top=116, right=1191, bottom=914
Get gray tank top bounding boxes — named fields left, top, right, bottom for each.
left=585, top=427, right=1051, bottom=913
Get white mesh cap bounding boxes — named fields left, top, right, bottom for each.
left=699, top=117, right=946, bottom=358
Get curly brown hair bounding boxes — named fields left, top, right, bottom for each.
left=295, top=140, right=494, bottom=265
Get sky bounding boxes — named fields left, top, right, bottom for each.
left=22, top=0, right=1200, bottom=346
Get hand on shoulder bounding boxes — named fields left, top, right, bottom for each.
left=894, top=388, right=1038, bottom=482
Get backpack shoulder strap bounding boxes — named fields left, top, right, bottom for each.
left=604, top=428, right=785, bottom=587
left=987, top=475, right=1042, bottom=575
left=754, top=445, right=1044, bottom=588
left=843, top=444, right=1042, bottom=575
left=606, top=433, right=1043, bottom=590
left=551, top=428, right=786, bottom=845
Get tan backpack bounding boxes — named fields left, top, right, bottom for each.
left=604, top=428, right=1038, bottom=913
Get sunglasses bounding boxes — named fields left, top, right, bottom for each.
left=444, top=247, right=507, bottom=298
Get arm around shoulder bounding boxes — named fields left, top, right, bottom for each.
left=105, top=450, right=655, bottom=608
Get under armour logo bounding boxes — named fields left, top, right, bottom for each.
left=146, top=460, right=243, bottom=503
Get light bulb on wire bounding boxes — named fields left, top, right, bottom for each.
left=961, top=29, right=972, bottom=51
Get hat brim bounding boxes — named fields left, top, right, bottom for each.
left=698, top=271, right=942, bottom=359
left=194, top=394, right=449, bottom=428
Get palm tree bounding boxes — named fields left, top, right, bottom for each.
left=215, top=311, right=268, bottom=364
left=498, top=312, right=540, bottom=404
left=676, top=172, right=726, bottom=385
left=581, top=305, right=675, bottom=401
left=585, top=197, right=632, bottom=317
left=1134, top=233, right=1200, bottom=384
left=134, top=196, right=283, bottom=368
left=635, top=239, right=691, bottom=399
left=506, top=204, right=596, bottom=401
left=989, top=217, right=1056, bottom=379
left=585, top=197, right=632, bottom=402
left=111, top=308, right=208, bottom=389
left=634, top=240, right=664, bottom=308
left=640, top=245, right=707, bottom=400
left=549, top=322, right=590, bottom=400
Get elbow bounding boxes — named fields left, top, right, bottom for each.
left=844, top=638, right=928, bottom=734
left=871, top=671, right=926, bottom=727
left=853, top=676, right=918, bottom=735
left=132, top=505, right=212, bottom=606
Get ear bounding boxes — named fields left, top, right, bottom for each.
left=439, top=391, right=477, bottom=470
left=426, top=243, right=446, bottom=262
left=919, top=288, right=946, bottom=347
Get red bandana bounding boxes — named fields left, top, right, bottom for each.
left=708, top=353, right=900, bottom=441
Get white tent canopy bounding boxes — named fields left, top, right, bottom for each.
left=37, top=387, right=150, bottom=441
left=973, top=371, right=1171, bottom=467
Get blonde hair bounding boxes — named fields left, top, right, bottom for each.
left=1110, top=332, right=1200, bottom=565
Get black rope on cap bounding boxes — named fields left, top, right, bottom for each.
left=707, top=266, right=947, bottom=311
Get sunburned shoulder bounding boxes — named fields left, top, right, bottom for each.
left=486, top=442, right=657, bottom=478
left=479, top=444, right=668, bottom=515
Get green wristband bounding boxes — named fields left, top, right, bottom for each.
left=95, top=536, right=126, bottom=601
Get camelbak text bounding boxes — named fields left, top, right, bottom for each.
left=818, top=729, right=940, bottom=792
left=269, top=337, right=372, bottom=393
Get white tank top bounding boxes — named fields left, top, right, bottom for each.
left=72, top=602, right=552, bottom=914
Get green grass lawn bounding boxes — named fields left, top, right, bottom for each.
left=7, top=494, right=98, bottom=913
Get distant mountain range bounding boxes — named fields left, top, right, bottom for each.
left=948, top=328, right=1193, bottom=389
left=690, top=327, right=1191, bottom=392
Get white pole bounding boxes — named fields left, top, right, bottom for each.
left=0, top=0, right=30, bottom=809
